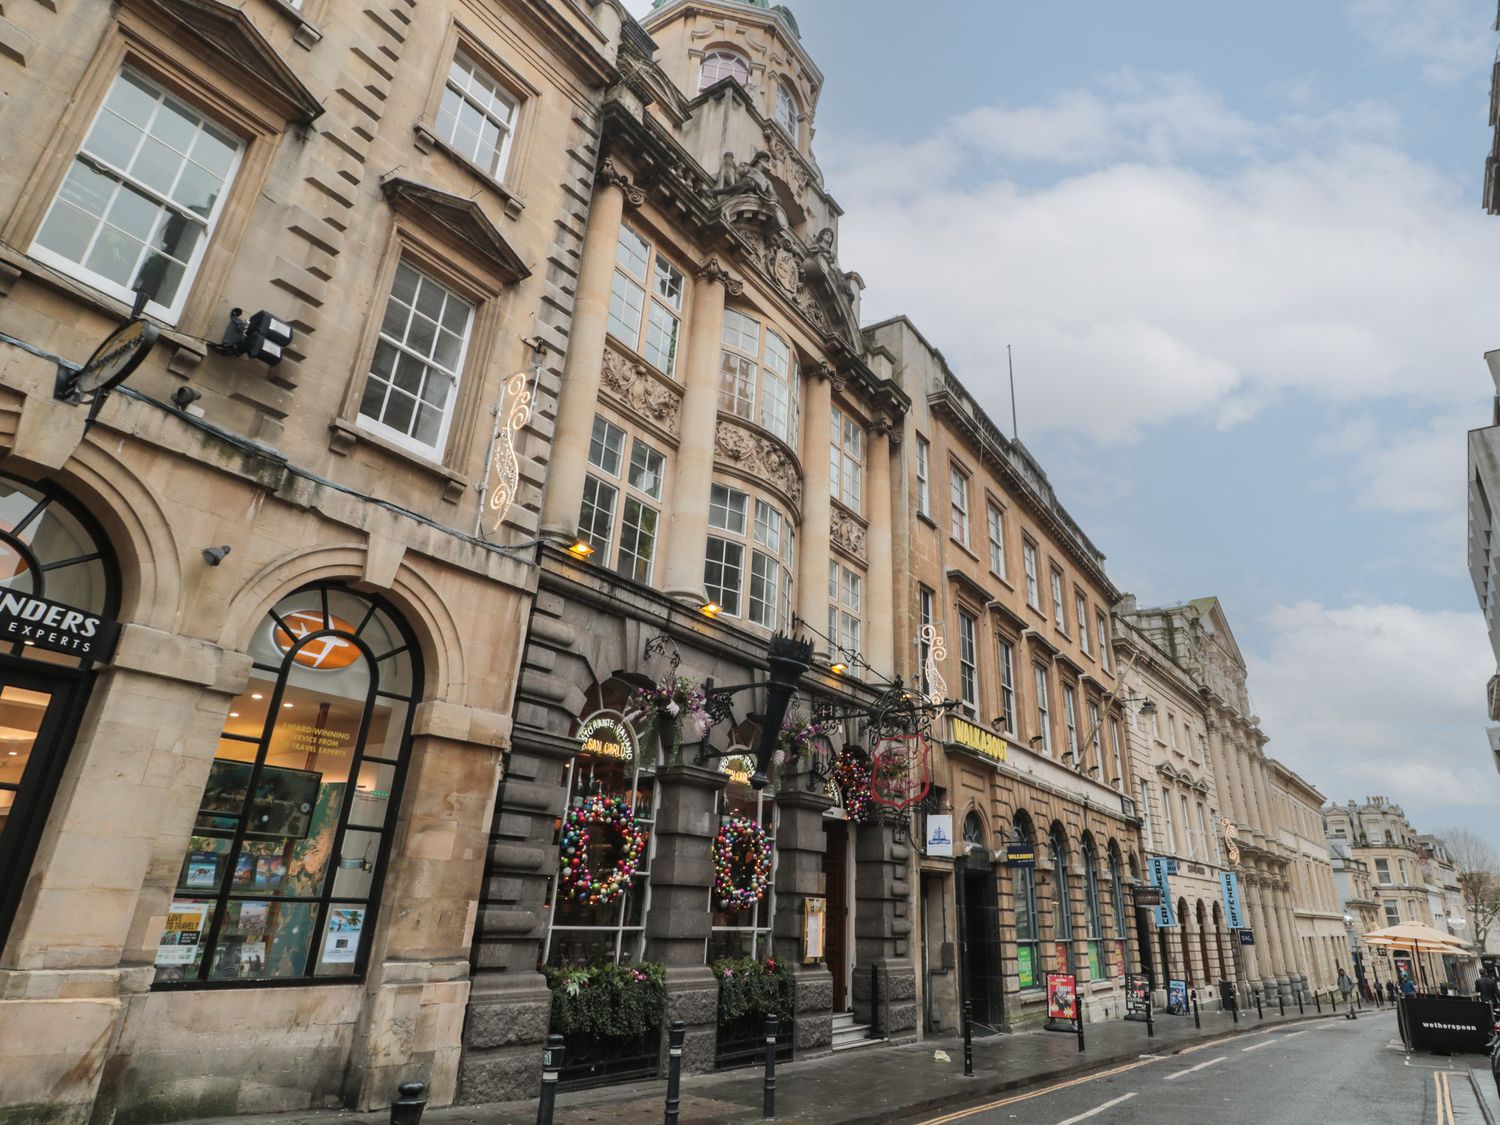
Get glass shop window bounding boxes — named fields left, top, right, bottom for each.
left=153, top=586, right=419, bottom=986
left=708, top=745, right=778, bottom=962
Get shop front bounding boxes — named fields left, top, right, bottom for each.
left=458, top=559, right=920, bottom=1102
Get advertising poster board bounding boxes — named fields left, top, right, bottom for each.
left=925, top=813, right=954, bottom=858
left=1168, top=979, right=1189, bottom=1014
left=1126, top=973, right=1151, bottom=1014
left=320, top=907, right=365, bottom=964
left=1018, top=945, right=1037, bottom=989
left=802, top=897, right=826, bottom=963
left=1047, top=972, right=1078, bottom=1021
left=155, top=901, right=210, bottom=966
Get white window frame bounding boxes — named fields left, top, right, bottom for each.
left=916, top=437, right=931, bottom=518
left=358, top=260, right=474, bottom=457
left=719, top=310, right=799, bottom=443
left=30, top=68, right=244, bottom=323
left=436, top=51, right=519, bottom=181
left=1076, top=593, right=1090, bottom=653
left=1161, top=786, right=1178, bottom=853
left=1063, top=683, right=1079, bottom=761
left=1050, top=568, right=1066, bottom=632
left=998, top=637, right=1017, bottom=736
left=1110, top=721, right=1124, bottom=788
left=918, top=586, right=935, bottom=696
left=828, top=560, right=863, bottom=672
left=987, top=503, right=1006, bottom=576
left=1097, top=612, right=1110, bottom=671
left=608, top=225, right=684, bottom=378
left=699, top=48, right=750, bottom=92
left=1023, top=540, right=1040, bottom=610
left=958, top=611, right=978, bottom=716
left=1033, top=665, right=1052, bottom=755
left=830, top=405, right=864, bottom=512
left=773, top=79, right=801, bottom=139
left=949, top=464, right=970, bottom=546
left=705, top=482, right=750, bottom=616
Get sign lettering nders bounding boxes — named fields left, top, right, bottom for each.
left=0, top=591, right=119, bottom=660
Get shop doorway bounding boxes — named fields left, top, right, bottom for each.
left=957, top=862, right=1005, bottom=1029
left=0, top=664, right=88, bottom=951
left=822, top=818, right=852, bottom=1012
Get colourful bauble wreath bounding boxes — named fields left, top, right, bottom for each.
left=832, top=751, right=874, bottom=825
left=559, top=794, right=648, bottom=906
left=713, top=815, right=773, bottom=911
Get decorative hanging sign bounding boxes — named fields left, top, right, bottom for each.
left=486, top=369, right=535, bottom=534
left=1220, top=816, right=1241, bottom=867
left=1219, top=870, right=1245, bottom=930
left=577, top=712, right=636, bottom=762
left=558, top=794, right=648, bottom=906
left=920, top=624, right=947, bottom=705
left=870, top=733, right=932, bottom=810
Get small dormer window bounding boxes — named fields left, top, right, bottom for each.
left=699, top=49, right=750, bottom=92
left=774, top=80, right=800, bottom=138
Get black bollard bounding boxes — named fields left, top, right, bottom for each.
left=537, top=1035, right=563, bottom=1125
left=962, top=1000, right=974, bottom=1077
left=1357, top=989, right=1363, bottom=1011
left=1146, top=996, right=1155, bottom=1039
left=763, top=1015, right=778, bottom=1120
left=1314, top=991, right=1321, bottom=1013
left=1255, top=993, right=1262, bottom=1020
left=1076, top=997, right=1085, bottom=1053
left=1231, top=993, right=1238, bottom=1024
left=1278, top=992, right=1285, bottom=1017
left=391, top=1081, right=427, bottom=1125
left=1296, top=989, right=1304, bottom=1015
left=1192, top=992, right=1201, bottom=1030
left=664, top=1022, right=685, bottom=1125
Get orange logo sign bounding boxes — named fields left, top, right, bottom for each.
left=272, top=610, right=361, bottom=670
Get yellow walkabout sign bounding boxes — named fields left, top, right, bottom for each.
left=949, top=716, right=1007, bottom=763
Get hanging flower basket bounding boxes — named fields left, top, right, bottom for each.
left=775, top=717, right=840, bottom=767
left=713, top=815, right=773, bottom=911
left=559, top=794, right=648, bottom=906
left=832, top=751, right=874, bottom=825
left=627, top=677, right=708, bottom=765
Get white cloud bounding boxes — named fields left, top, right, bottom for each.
left=825, top=76, right=1500, bottom=443
left=1347, top=0, right=1494, bottom=83
left=1247, top=601, right=1500, bottom=843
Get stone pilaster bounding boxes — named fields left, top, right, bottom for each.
left=851, top=822, right=916, bottom=1040
left=646, top=764, right=729, bottom=1075
left=772, top=784, right=837, bottom=1057
left=864, top=422, right=896, bottom=681
left=539, top=168, right=636, bottom=539
left=661, top=261, right=737, bottom=603
left=796, top=370, right=834, bottom=658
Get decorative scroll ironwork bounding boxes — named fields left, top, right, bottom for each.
left=643, top=633, right=681, bottom=676
left=485, top=369, right=533, bottom=533
left=920, top=624, right=947, bottom=706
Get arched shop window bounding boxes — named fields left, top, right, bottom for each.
left=153, top=585, right=419, bottom=985
left=1108, top=841, right=1129, bottom=971
left=0, top=475, right=120, bottom=953
left=1010, top=812, right=1039, bottom=990
left=1081, top=834, right=1104, bottom=979
left=544, top=679, right=656, bottom=967
left=709, top=731, right=777, bottom=961
left=1050, top=824, right=1072, bottom=974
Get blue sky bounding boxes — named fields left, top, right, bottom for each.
left=631, top=0, right=1500, bottom=851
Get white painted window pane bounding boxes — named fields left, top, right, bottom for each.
left=588, top=415, right=625, bottom=476
left=618, top=498, right=657, bottom=583
left=608, top=272, right=645, bottom=344
left=653, top=256, right=684, bottom=309
left=644, top=302, right=680, bottom=376
left=704, top=537, right=744, bottom=614
left=719, top=352, right=756, bottom=419
left=628, top=440, right=665, bottom=499
left=723, top=308, right=760, bottom=352
left=616, top=226, right=649, bottom=278
left=579, top=476, right=618, bottom=561
left=708, top=484, right=747, bottom=533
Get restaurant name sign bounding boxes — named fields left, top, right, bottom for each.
left=949, top=716, right=1007, bottom=763
left=578, top=713, right=635, bottom=762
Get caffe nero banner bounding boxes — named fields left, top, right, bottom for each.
left=0, top=592, right=120, bottom=661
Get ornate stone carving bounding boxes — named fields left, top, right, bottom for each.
left=597, top=158, right=645, bottom=206
left=767, top=136, right=811, bottom=194
left=714, top=420, right=802, bottom=508
left=810, top=360, right=846, bottom=394
left=696, top=256, right=745, bottom=296
left=830, top=509, right=866, bottom=562
left=600, top=347, right=682, bottom=437
left=716, top=150, right=776, bottom=199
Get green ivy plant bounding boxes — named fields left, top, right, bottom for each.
left=712, top=956, right=793, bottom=1026
left=544, top=962, right=666, bottom=1041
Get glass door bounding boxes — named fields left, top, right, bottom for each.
left=0, top=667, right=82, bottom=954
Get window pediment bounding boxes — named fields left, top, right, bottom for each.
left=380, top=178, right=530, bottom=286
left=123, top=0, right=323, bottom=124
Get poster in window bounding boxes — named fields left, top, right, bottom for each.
left=238, top=901, right=269, bottom=938
left=1087, top=941, right=1102, bottom=982
left=155, top=901, right=210, bottom=966
left=184, top=850, right=220, bottom=888
left=321, top=907, right=365, bottom=964
left=1017, top=945, right=1036, bottom=989
left=802, top=896, right=826, bottom=963
left=1046, top=972, right=1078, bottom=1020
left=198, top=761, right=321, bottom=840
left=253, top=855, right=286, bottom=892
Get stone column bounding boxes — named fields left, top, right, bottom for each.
left=851, top=822, right=916, bottom=1040
left=661, top=259, right=738, bottom=602
left=797, top=369, right=834, bottom=657
left=864, top=421, right=896, bottom=682
left=540, top=162, right=640, bottom=539
left=1249, top=890, right=1279, bottom=998
left=645, top=763, right=729, bottom=1075
left=1274, top=885, right=1303, bottom=993
left=772, top=784, right=837, bottom=1057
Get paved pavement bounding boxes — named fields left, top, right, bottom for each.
left=891, top=1011, right=1500, bottom=1125
left=183, top=995, right=1362, bottom=1125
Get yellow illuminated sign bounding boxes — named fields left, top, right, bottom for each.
left=949, top=716, right=1007, bottom=763
left=578, top=714, right=635, bottom=761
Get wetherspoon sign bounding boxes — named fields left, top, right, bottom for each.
left=0, top=592, right=120, bottom=661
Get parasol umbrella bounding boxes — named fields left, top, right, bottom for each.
left=1361, top=922, right=1471, bottom=993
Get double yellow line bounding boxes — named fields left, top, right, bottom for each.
left=1434, top=1070, right=1456, bottom=1125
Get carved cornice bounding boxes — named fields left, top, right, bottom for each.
left=713, top=418, right=802, bottom=511
left=696, top=256, right=744, bottom=296
left=598, top=158, right=646, bottom=207
left=810, top=360, right=847, bottom=394
left=599, top=345, right=682, bottom=441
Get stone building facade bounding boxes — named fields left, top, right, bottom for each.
left=1326, top=834, right=1384, bottom=989
left=0, top=0, right=626, bottom=1120
left=1112, top=615, right=1239, bottom=1008
left=460, top=0, right=919, bottom=1102
left=868, top=317, right=1143, bottom=1032
left=1118, top=597, right=1310, bottom=1001
left=1269, top=763, right=1342, bottom=993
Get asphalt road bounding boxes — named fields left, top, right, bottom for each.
left=902, top=1011, right=1498, bottom=1125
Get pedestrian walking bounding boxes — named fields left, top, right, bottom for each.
left=1386, top=980, right=1399, bottom=1003
left=1338, top=969, right=1357, bottom=1020
left=1477, top=971, right=1498, bottom=1019
left=1401, top=976, right=1416, bottom=998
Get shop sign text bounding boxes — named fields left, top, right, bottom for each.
left=949, top=715, right=1007, bottom=763
left=0, top=591, right=120, bottom=660
left=578, top=713, right=635, bottom=762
